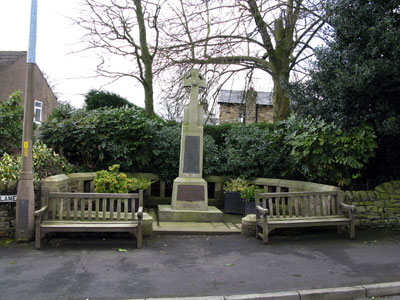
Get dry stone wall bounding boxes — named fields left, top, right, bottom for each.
left=0, top=203, right=15, bottom=239
left=345, top=181, right=400, bottom=228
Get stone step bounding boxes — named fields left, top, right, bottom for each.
left=153, top=221, right=241, bottom=234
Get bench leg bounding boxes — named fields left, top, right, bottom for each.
left=136, top=223, right=143, bottom=249
left=35, top=221, right=41, bottom=250
left=350, top=220, right=355, bottom=240
left=262, top=222, right=269, bottom=244
left=255, top=221, right=259, bottom=240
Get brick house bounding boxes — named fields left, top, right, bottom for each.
left=218, top=88, right=273, bottom=124
left=0, top=51, right=57, bottom=123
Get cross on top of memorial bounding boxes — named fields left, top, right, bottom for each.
left=183, top=69, right=206, bottom=107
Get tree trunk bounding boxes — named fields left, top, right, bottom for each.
left=134, top=0, right=155, bottom=118
left=272, top=73, right=290, bottom=121
left=143, top=74, right=154, bottom=118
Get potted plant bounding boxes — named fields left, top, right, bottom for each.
left=223, top=177, right=249, bottom=215
left=240, top=184, right=263, bottom=216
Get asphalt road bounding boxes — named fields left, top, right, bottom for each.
left=0, top=228, right=400, bottom=300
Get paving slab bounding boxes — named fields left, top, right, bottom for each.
left=153, top=221, right=241, bottom=234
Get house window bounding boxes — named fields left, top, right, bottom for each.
left=34, top=100, right=42, bottom=123
left=237, top=114, right=245, bottom=123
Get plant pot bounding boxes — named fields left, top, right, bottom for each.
left=224, top=192, right=245, bottom=215
left=244, top=201, right=256, bottom=216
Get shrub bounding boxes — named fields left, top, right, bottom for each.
left=0, top=141, right=74, bottom=184
left=84, top=90, right=135, bottom=110
left=222, top=124, right=283, bottom=179
left=150, top=124, right=180, bottom=182
left=94, top=164, right=153, bottom=193
left=240, top=184, right=263, bottom=203
left=223, top=177, right=249, bottom=193
left=32, top=141, right=74, bottom=180
left=277, top=115, right=377, bottom=186
left=40, top=106, right=163, bottom=172
left=0, top=153, right=20, bottom=184
left=0, top=90, right=23, bottom=155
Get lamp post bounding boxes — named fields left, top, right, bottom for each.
left=16, top=0, right=38, bottom=241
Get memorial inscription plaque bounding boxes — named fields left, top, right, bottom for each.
left=177, top=185, right=204, bottom=201
left=183, top=136, right=200, bottom=174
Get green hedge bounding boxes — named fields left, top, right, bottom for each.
left=40, top=105, right=378, bottom=186
left=0, top=90, right=23, bottom=155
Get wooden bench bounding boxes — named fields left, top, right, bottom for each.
left=34, top=190, right=144, bottom=249
left=255, top=190, right=355, bottom=244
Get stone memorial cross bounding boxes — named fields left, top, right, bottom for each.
left=183, top=69, right=206, bottom=126
left=158, top=68, right=223, bottom=220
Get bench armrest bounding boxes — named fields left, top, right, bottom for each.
left=339, top=202, right=356, bottom=212
left=34, top=206, right=48, bottom=218
left=137, top=206, right=143, bottom=220
left=256, top=205, right=269, bottom=216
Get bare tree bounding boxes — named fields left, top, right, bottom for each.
left=74, top=0, right=163, bottom=117
left=161, top=0, right=328, bottom=121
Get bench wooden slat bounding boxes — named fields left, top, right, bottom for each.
left=268, top=198, right=273, bottom=217
left=49, top=192, right=139, bottom=199
left=275, top=197, right=280, bottom=217
left=95, top=199, right=99, bottom=220
left=117, top=199, right=121, bottom=221
left=110, top=199, right=114, bottom=221
left=80, top=199, right=85, bottom=221
left=66, top=198, right=71, bottom=220
left=73, top=199, right=78, bottom=221
left=124, top=199, right=128, bottom=221
left=88, top=199, right=92, bottom=221
left=103, top=199, right=107, bottom=221
left=57, top=198, right=62, bottom=221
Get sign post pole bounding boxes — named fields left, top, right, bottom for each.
left=16, top=0, right=38, bottom=241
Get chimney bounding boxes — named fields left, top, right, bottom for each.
left=245, top=88, right=257, bottom=124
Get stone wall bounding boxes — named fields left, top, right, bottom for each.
left=345, top=181, right=400, bottom=228
left=0, top=203, right=16, bottom=239
left=219, top=103, right=273, bottom=124
left=257, top=105, right=273, bottom=123
left=219, top=103, right=243, bottom=123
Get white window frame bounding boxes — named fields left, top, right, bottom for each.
left=34, top=100, right=43, bottom=124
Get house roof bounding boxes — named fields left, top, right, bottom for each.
left=218, top=89, right=273, bottom=106
left=0, top=51, right=26, bottom=69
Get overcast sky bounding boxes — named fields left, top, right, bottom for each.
left=0, top=0, right=274, bottom=114
left=0, top=0, right=145, bottom=108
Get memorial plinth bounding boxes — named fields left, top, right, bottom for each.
left=158, top=69, right=223, bottom=222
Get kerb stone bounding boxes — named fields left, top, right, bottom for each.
left=363, top=282, right=400, bottom=297
left=298, top=286, right=365, bottom=300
